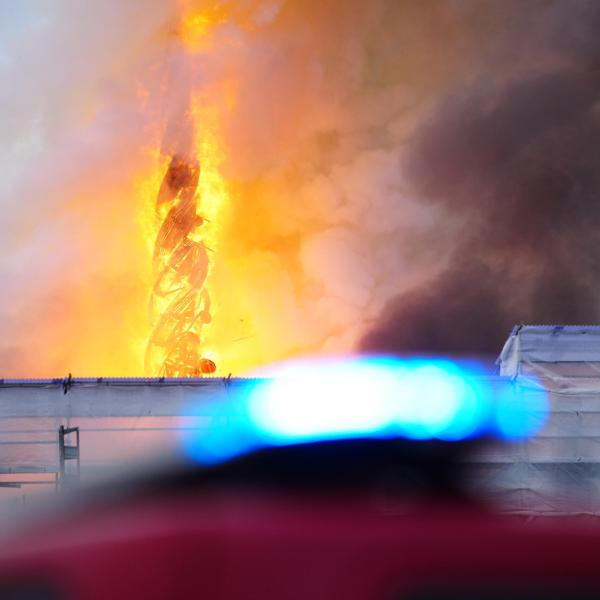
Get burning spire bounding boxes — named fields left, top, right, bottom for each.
left=143, top=5, right=227, bottom=378
left=144, top=151, right=216, bottom=376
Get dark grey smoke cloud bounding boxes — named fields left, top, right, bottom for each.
left=361, top=1, right=600, bottom=356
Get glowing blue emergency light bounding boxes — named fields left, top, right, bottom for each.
left=182, top=357, right=548, bottom=465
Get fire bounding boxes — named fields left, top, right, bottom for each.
left=142, top=6, right=233, bottom=377
left=178, top=4, right=229, bottom=51
left=136, top=2, right=359, bottom=378
left=0, top=0, right=397, bottom=380
left=142, top=125, right=227, bottom=377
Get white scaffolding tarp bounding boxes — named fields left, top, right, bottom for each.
left=491, top=325, right=600, bottom=515
left=2, top=333, right=600, bottom=517
left=0, top=378, right=247, bottom=480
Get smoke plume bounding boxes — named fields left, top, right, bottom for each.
left=2, top=1, right=599, bottom=375
left=362, top=0, right=600, bottom=357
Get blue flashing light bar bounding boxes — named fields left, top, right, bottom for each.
left=182, top=357, right=548, bottom=465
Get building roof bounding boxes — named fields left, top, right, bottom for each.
left=497, top=325, right=600, bottom=376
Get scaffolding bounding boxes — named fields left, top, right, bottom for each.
left=0, top=425, right=80, bottom=492
left=0, top=376, right=243, bottom=497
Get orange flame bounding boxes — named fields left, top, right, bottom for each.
left=135, top=2, right=359, bottom=378
left=141, top=5, right=234, bottom=377
left=178, top=3, right=229, bottom=51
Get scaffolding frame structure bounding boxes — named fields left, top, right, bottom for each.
left=0, top=377, right=246, bottom=495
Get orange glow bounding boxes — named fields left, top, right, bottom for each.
left=0, top=0, right=515, bottom=380
left=142, top=3, right=320, bottom=377
left=143, top=102, right=230, bottom=376
left=138, top=2, right=332, bottom=376
left=178, top=3, right=229, bottom=52
left=2, top=0, right=380, bottom=378
left=142, top=5, right=236, bottom=377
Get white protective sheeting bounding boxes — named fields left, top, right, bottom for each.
left=0, top=347, right=599, bottom=517
left=498, top=324, right=600, bottom=376
left=0, top=378, right=250, bottom=481
left=490, top=325, right=600, bottom=515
